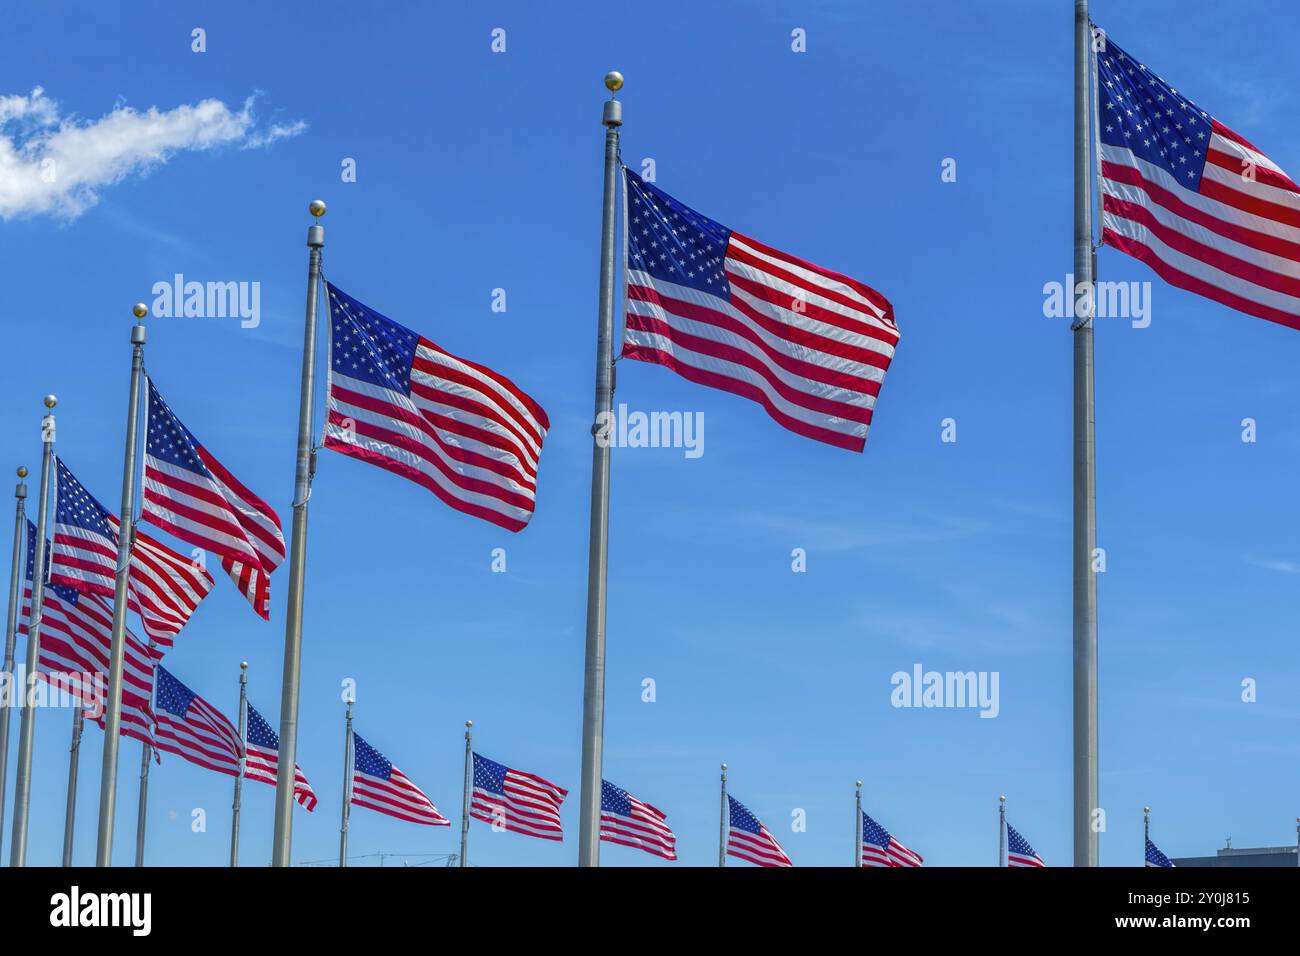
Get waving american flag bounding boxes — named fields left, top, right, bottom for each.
left=324, top=283, right=549, bottom=532
left=1006, top=822, right=1046, bottom=867
left=142, top=377, right=285, bottom=620
left=470, top=752, right=566, bottom=841
left=244, top=702, right=316, bottom=811
left=1096, top=26, right=1300, bottom=330
left=350, top=732, right=449, bottom=826
left=599, top=779, right=677, bottom=860
left=622, top=169, right=898, bottom=452
left=861, top=810, right=923, bottom=868
left=1145, top=838, right=1175, bottom=868
left=153, top=666, right=242, bottom=776
left=49, top=457, right=212, bottom=652
left=726, top=795, right=792, bottom=867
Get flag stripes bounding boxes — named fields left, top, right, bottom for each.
left=350, top=732, right=449, bottom=826
left=153, top=665, right=242, bottom=776
left=244, top=702, right=317, bottom=811
left=861, top=810, right=923, bottom=867
left=470, top=752, right=566, bottom=841
left=726, top=795, right=792, bottom=867
left=599, top=779, right=677, bottom=860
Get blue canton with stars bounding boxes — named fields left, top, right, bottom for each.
left=1007, top=823, right=1040, bottom=859
left=472, top=752, right=508, bottom=794
left=145, top=378, right=213, bottom=478
left=600, top=779, right=632, bottom=815
left=1145, top=837, right=1174, bottom=867
left=727, top=795, right=765, bottom=835
left=625, top=169, right=733, bottom=298
left=327, top=283, right=420, bottom=395
left=155, top=665, right=197, bottom=718
left=24, top=519, right=77, bottom=604
left=1095, top=27, right=1214, bottom=189
left=246, top=703, right=278, bottom=749
left=54, top=458, right=115, bottom=539
left=352, top=732, right=394, bottom=781
left=861, top=811, right=893, bottom=847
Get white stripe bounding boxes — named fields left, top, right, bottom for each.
left=728, top=234, right=889, bottom=322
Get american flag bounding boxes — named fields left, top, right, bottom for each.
left=50, top=457, right=213, bottom=652
left=599, top=779, right=677, bottom=860
left=622, top=169, right=899, bottom=452
left=860, top=811, right=923, bottom=868
left=1006, top=822, right=1046, bottom=867
left=20, top=520, right=157, bottom=749
left=726, top=795, right=792, bottom=867
left=470, top=752, right=566, bottom=841
left=243, top=702, right=317, bottom=811
left=1096, top=27, right=1300, bottom=330
left=1145, top=837, right=1175, bottom=868
left=142, top=377, right=285, bottom=619
left=350, top=732, right=449, bottom=825
left=153, top=665, right=242, bottom=776
left=323, top=284, right=550, bottom=532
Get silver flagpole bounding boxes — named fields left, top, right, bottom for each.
left=9, top=395, right=57, bottom=867
left=134, top=736, right=151, bottom=866
left=95, top=306, right=148, bottom=867
left=229, top=661, right=248, bottom=867
left=61, top=707, right=84, bottom=865
left=718, top=763, right=727, bottom=867
left=1073, top=0, right=1100, bottom=869
left=1143, top=805, right=1149, bottom=865
left=338, top=697, right=353, bottom=868
left=998, top=794, right=1006, bottom=867
left=459, top=720, right=472, bottom=867
left=273, top=200, right=326, bottom=867
left=854, top=781, right=862, bottom=868
left=0, top=466, right=28, bottom=864
left=1294, top=816, right=1298, bottom=868
left=577, top=70, right=624, bottom=869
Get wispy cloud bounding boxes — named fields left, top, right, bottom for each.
left=0, top=87, right=306, bottom=220
left=1245, top=556, right=1300, bottom=574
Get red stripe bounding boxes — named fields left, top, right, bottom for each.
left=1210, top=119, right=1300, bottom=191
left=730, top=230, right=896, bottom=323
left=417, top=336, right=550, bottom=431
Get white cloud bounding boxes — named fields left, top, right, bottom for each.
left=0, top=87, right=306, bottom=220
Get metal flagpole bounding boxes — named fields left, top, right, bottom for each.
left=338, top=697, right=353, bottom=868
left=718, top=763, right=727, bottom=867
left=459, top=720, right=472, bottom=867
left=1073, top=0, right=1100, bottom=869
left=0, top=466, right=28, bottom=864
left=134, top=733, right=152, bottom=866
left=61, top=707, right=84, bottom=865
left=273, top=199, right=326, bottom=867
left=1143, top=805, right=1149, bottom=864
left=95, top=306, right=148, bottom=867
left=9, top=395, right=57, bottom=867
left=998, top=794, right=1006, bottom=867
left=577, top=70, right=624, bottom=869
left=854, top=781, right=862, bottom=868
left=229, top=661, right=248, bottom=867
left=1294, top=816, right=1298, bottom=868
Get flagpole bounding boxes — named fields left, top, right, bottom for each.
left=854, top=781, right=862, bottom=868
left=61, top=707, right=84, bottom=865
left=229, top=661, right=248, bottom=867
left=1143, top=805, right=1149, bottom=865
left=134, top=734, right=152, bottom=866
left=0, top=466, right=28, bottom=864
left=577, top=70, right=624, bottom=869
left=1294, top=816, right=1298, bottom=868
left=459, top=720, right=472, bottom=867
left=338, top=697, right=353, bottom=868
left=9, top=395, right=57, bottom=867
left=998, top=794, right=1006, bottom=867
left=718, top=763, right=727, bottom=867
left=272, top=200, right=326, bottom=867
left=93, top=306, right=148, bottom=867
left=1072, top=0, right=1100, bottom=869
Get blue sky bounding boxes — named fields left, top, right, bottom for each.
left=1, top=0, right=1298, bottom=867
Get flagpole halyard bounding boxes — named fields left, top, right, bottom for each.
left=10, top=396, right=57, bottom=866
left=459, top=720, right=472, bottom=867
left=272, top=200, right=326, bottom=867
left=230, top=661, right=248, bottom=866
left=577, top=71, right=623, bottom=868
left=1073, top=0, right=1100, bottom=869
left=0, top=467, right=27, bottom=864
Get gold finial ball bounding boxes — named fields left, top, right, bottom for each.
left=1000, top=794, right=1006, bottom=802
left=43, top=394, right=57, bottom=409
left=465, top=719, right=473, bottom=729
left=1144, top=806, right=1151, bottom=813
left=132, top=302, right=148, bottom=320
left=309, top=199, right=327, bottom=218
left=17, top=466, right=28, bottom=479
left=240, top=661, right=248, bottom=670
left=604, top=71, right=624, bottom=93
